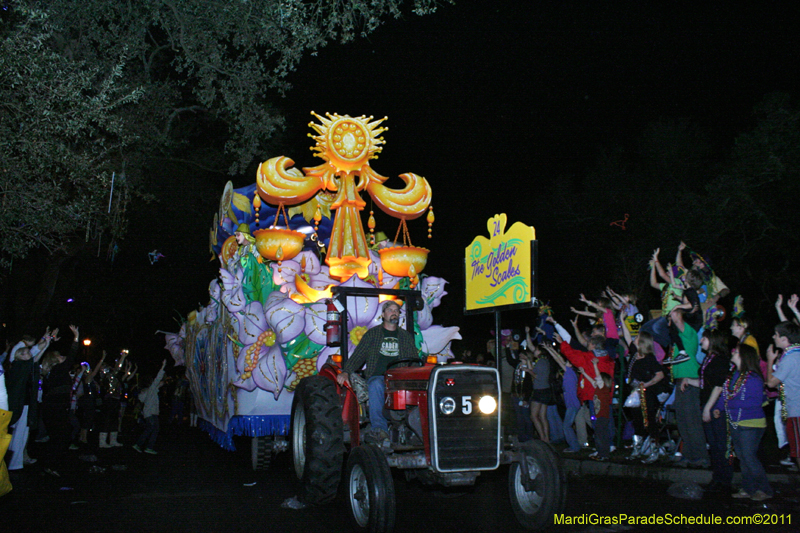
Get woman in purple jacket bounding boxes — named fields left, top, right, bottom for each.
left=725, top=343, right=773, bottom=501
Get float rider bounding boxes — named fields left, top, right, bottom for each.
left=231, top=223, right=256, bottom=264
left=336, top=300, right=419, bottom=444
left=229, top=223, right=267, bottom=302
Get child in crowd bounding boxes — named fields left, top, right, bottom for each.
left=771, top=296, right=798, bottom=466
left=592, top=373, right=614, bottom=462
left=669, top=307, right=709, bottom=468
left=649, top=249, right=698, bottom=365
left=676, top=242, right=730, bottom=329
left=550, top=315, right=615, bottom=453
left=681, top=269, right=705, bottom=336
left=606, top=287, right=640, bottom=339
left=578, top=293, right=620, bottom=345
left=766, top=321, right=800, bottom=470
left=696, top=329, right=733, bottom=492
left=620, top=328, right=670, bottom=463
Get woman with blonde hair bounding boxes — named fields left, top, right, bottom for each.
left=625, top=331, right=669, bottom=463
left=731, top=315, right=759, bottom=355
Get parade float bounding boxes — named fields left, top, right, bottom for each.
left=165, top=112, right=460, bottom=466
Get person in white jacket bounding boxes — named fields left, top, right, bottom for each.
left=6, top=329, right=56, bottom=470
left=132, top=359, right=167, bottom=455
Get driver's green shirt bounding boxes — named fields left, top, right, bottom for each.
left=373, top=328, right=400, bottom=376
left=343, top=325, right=418, bottom=379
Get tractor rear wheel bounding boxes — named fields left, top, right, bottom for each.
left=291, top=375, right=344, bottom=504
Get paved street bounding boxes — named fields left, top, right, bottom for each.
left=3, top=422, right=800, bottom=532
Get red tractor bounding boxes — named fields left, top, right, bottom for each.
left=290, top=287, right=565, bottom=532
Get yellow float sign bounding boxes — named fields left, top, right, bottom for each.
left=465, top=214, right=537, bottom=314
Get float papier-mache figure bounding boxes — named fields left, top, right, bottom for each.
left=165, top=112, right=459, bottom=455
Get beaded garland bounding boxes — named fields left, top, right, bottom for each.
left=626, top=353, right=639, bottom=383
left=699, top=351, right=718, bottom=390
left=723, top=368, right=768, bottom=462
left=723, top=370, right=749, bottom=427
left=723, top=370, right=750, bottom=461
left=639, top=383, right=649, bottom=428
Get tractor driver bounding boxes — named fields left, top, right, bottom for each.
left=336, top=300, right=419, bottom=444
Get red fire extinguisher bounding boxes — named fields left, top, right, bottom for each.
left=325, top=298, right=341, bottom=347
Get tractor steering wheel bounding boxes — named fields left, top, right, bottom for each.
left=386, top=358, right=425, bottom=370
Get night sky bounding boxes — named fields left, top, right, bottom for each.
left=274, top=1, right=800, bottom=346
left=10, top=1, right=800, bottom=363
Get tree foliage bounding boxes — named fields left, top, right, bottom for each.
left=0, top=7, right=144, bottom=267
left=0, top=0, right=448, bottom=268
left=698, top=93, right=800, bottom=291
left=33, top=0, right=448, bottom=174
left=545, top=94, right=800, bottom=321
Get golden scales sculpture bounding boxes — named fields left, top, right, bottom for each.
left=254, top=112, right=434, bottom=283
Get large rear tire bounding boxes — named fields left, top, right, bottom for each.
left=346, top=444, right=396, bottom=533
left=508, top=440, right=565, bottom=530
left=291, top=375, right=344, bottom=504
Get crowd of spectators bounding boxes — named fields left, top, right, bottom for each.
left=460, top=241, right=800, bottom=502
left=7, top=240, right=800, bottom=502
left=1, top=327, right=192, bottom=491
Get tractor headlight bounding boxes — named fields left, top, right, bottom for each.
left=478, top=395, right=497, bottom=415
left=439, top=396, right=456, bottom=415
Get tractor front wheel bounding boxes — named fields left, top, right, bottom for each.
left=346, top=444, right=396, bottom=533
left=508, top=440, right=565, bottom=530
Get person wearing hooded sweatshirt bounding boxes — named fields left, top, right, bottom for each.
left=132, top=359, right=167, bottom=454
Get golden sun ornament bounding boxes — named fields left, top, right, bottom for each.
left=308, top=112, right=387, bottom=175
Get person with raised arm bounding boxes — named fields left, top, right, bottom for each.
left=547, top=314, right=615, bottom=457
left=775, top=294, right=800, bottom=325
left=540, top=340, right=584, bottom=452
left=39, top=325, right=81, bottom=474
left=5, top=327, right=59, bottom=471
left=132, top=359, right=168, bottom=455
